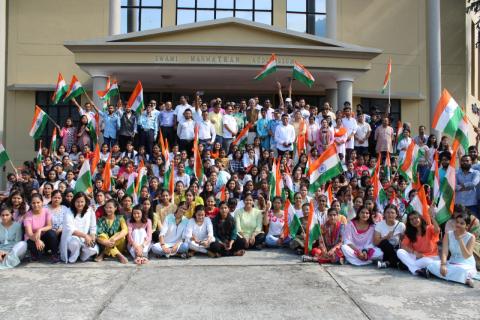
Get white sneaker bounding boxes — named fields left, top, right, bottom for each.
left=377, top=261, right=387, bottom=269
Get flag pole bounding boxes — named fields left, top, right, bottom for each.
left=387, top=74, right=391, bottom=115
left=42, top=111, right=60, bottom=128
left=8, top=159, right=18, bottom=176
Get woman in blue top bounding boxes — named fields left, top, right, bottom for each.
left=427, top=212, right=477, bottom=287
left=0, top=208, right=27, bottom=269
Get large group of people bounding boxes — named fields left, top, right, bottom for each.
left=0, top=81, right=478, bottom=288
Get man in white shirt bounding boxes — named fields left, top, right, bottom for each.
left=341, top=104, right=358, bottom=160
left=198, top=109, right=216, bottom=150
left=298, top=98, right=310, bottom=120
left=177, top=109, right=195, bottom=156
left=354, top=113, right=371, bottom=156
left=222, top=105, right=238, bottom=153
left=173, top=96, right=193, bottom=126
left=274, top=114, right=296, bottom=156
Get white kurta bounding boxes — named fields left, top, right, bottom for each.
left=60, top=208, right=98, bottom=263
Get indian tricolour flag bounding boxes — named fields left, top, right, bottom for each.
left=63, top=75, right=85, bottom=102
left=127, top=80, right=144, bottom=115
left=98, top=78, right=120, bottom=101
left=36, top=143, right=43, bottom=176
left=432, top=89, right=464, bottom=138
left=0, top=144, right=10, bottom=168
left=50, top=127, right=58, bottom=154
left=30, top=106, right=48, bottom=139
left=51, top=73, right=68, bottom=104
left=308, top=144, right=343, bottom=193
left=455, top=113, right=469, bottom=153
left=410, top=184, right=431, bottom=225
left=102, top=154, right=113, bottom=192
left=381, top=58, right=392, bottom=94
left=427, top=151, right=440, bottom=204
left=232, top=122, right=252, bottom=149
left=292, top=61, right=315, bottom=88
left=304, top=201, right=321, bottom=255
left=193, top=125, right=204, bottom=184
left=287, top=200, right=302, bottom=238
left=435, top=141, right=459, bottom=224
left=74, top=160, right=93, bottom=194
left=90, top=143, right=100, bottom=174
left=126, top=172, right=138, bottom=204
left=372, top=154, right=388, bottom=210
left=254, top=53, right=277, bottom=80
left=215, top=185, right=227, bottom=202
left=269, top=158, right=282, bottom=200
left=398, top=141, right=418, bottom=182
left=135, top=160, right=148, bottom=195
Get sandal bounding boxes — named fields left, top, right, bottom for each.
left=141, top=257, right=149, bottom=264
left=134, top=257, right=143, bottom=265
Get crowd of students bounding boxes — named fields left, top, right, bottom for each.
left=0, top=82, right=478, bottom=288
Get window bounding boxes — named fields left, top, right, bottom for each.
left=121, top=0, right=163, bottom=33
left=35, top=92, right=80, bottom=148
left=360, top=98, right=401, bottom=126
left=287, top=0, right=326, bottom=36
left=176, top=0, right=272, bottom=25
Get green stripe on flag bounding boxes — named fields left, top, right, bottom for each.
left=443, top=107, right=464, bottom=138
left=308, top=163, right=343, bottom=193
left=289, top=215, right=302, bottom=239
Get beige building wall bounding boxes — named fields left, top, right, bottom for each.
left=6, top=0, right=109, bottom=164
left=337, top=0, right=428, bottom=135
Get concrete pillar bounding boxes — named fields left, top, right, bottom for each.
left=109, top=0, right=121, bottom=35
left=127, top=0, right=138, bottom=33
left=326, top=88, right=338, bottom=112
left=162, top=0, right=176, bottom=27
left=326, top=0, right=337, bottom=39
left=337, top=79, right=353, bottom=110
left=0, top=0, right=5, bottom=186
left=427, top=0, right=441, bottom=136
left=273, top=0, right=287, bottom=28
left=92, top=76, right=108, bottom=110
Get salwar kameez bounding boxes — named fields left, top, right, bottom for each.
left=313, top=221, right=344, bottom=264
left=342, top=221, right=383, bottom=266
left=427, top=231, right=477, bottom=284
left=97, top=215, right=127, bottom=257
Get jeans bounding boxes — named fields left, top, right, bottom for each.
left=222, top=137, right=233, bottom=153
left=265, top=234, right=291, bottom=247
left=103, top=137, right=116, bottom=149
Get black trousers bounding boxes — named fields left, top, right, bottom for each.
left=178, top=139, right=194, bottom=157
left=152, top=230, right=160, bottom=243
left=161, top=126, right=176, bottom=146
left=378, top=239, right=399, bottom=266
left=27, top=229, right=59, bottom=256
left=237, top=233, right=265, bottom=250
left=209, top=238, right=245, bottom=256
left=140, top=129, right=155, bottom=156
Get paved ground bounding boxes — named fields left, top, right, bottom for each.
left=1, top=249, right=479, bottom=320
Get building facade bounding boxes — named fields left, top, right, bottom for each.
left=0, top=0, right=478, bottom=166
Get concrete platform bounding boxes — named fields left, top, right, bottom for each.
left=0, top=249, right=478, bottom=320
